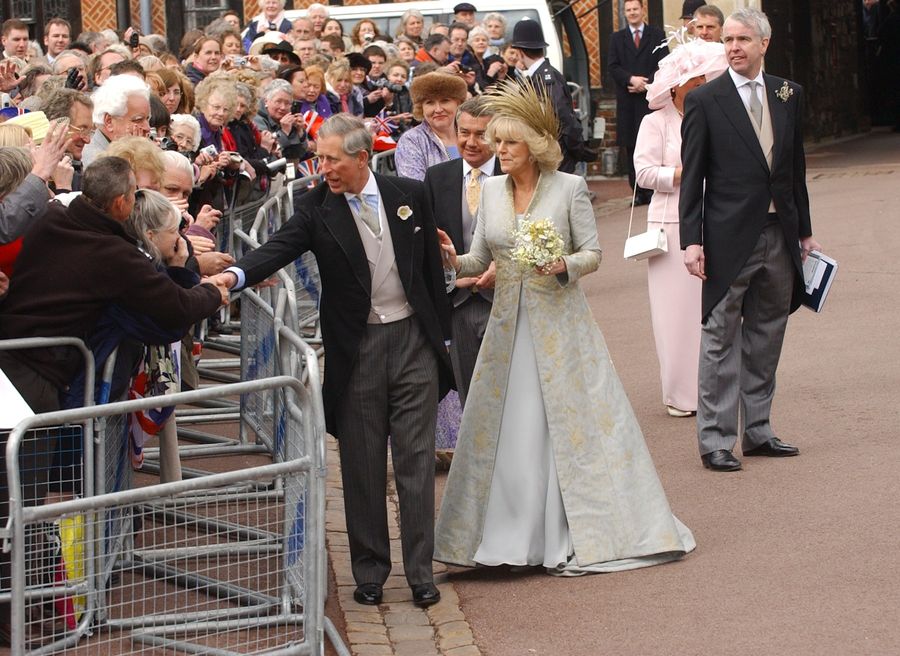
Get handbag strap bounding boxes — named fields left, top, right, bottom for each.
left=625, top=183, right=639, bottom=239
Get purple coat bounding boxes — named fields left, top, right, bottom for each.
left=394, top=121, right=452, bottom=181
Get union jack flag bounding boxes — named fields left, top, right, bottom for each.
left=371, top=109, right=398, bottom=135
left=296, top=156, right=321, bottom=188
left=370, top=109, right=398, bottom=152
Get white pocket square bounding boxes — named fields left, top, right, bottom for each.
left=414, top=226, right=421, bottom=233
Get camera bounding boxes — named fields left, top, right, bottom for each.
left=200, top=144, right=218, bottom=158
left=64, top=68, right=83, bottom=90
left=456, top=64, right=472, bottom=74
left=370, top=78, right=404, bottom=94
left=129, top=30, right=140, bottom=48
left=265, top=156, right=287, bottom=175
left=363, top=33, right=374, bottom=43
left=233, top=56, right=247, bottom=67
left=291, top=100, right=304, bottom=115
left=228, top=152, right=243, bottom=164
left=159, top=136, right=179, bottom=151
left=148, top=127, right=158, bottom=141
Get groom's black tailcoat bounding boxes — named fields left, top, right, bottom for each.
left=236, top=172, right=453, bottom=434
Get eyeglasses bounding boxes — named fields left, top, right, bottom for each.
left=68, top=125, right=95, bottom=138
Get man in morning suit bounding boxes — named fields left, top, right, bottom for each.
left=608, top=0, right=667, bottom=204
left=211, top=114, right=453, bottom=606
left=424, top=96, right=500, bottom=407
left=679, top=8, right=820, bottom=472
left=510, top=19, right=597, bottom=174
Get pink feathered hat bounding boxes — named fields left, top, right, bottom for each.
left=645, top=38, right=728, bottom=110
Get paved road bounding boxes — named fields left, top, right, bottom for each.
left=440, top=130, right=900, bottom=656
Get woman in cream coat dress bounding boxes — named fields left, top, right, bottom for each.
left=435, top=83, right=694, bottom=575
left=633, top=38, right=728, bottom=417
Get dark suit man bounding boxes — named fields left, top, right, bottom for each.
left=510, top=19, right=597, bottom=174
left=213, top=115, right=452, bottom=607
left=679, top=8, right=820, bottom=472
left=425, top=97, right=501, bottom=407
left=608, top=0, right=667, bottom=204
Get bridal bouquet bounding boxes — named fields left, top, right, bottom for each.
left=511, top=218, right=565, bottom=269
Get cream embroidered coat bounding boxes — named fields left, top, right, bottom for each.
left=434, top=170, right=695, bottom=569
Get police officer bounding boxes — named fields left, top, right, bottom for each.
left=510, top=19, right=597, bottom=173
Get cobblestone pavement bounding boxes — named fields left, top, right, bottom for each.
left=324, top=438, right=483, bottom=656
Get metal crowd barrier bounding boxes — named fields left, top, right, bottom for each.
left=371, top=148, right=396, bottom=175
left=4, top=363, right=346, bottom=656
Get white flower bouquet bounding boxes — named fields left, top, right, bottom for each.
left=510, top=218, right=565, bottom=270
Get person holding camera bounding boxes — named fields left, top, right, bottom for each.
left=361, top=45, right=395, bottom=117
left=242, top=0, right=292, bottom=52
left=194, top=77, right=247, bottom=209
left=350, top=19, right=381, bottom=52
left=253, top=78, right=310, bottom=161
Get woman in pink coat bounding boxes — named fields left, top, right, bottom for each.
left=633, top=38, right=727, bottom=417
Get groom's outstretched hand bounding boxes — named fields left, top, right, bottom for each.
left=436, top=228, right=459, bottom=272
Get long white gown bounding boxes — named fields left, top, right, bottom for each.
left=473, top=285, right=574, bottom=568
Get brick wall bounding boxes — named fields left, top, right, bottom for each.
left=81, top=0, right=116, bottom=32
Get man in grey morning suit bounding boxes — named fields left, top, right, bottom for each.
left=211, top=115, right=453, bottom=606
left=679, top=8, right=820, bottom=472
left=425, top=96, right=501, bottom=407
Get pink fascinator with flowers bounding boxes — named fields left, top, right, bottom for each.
left=645, top=32, right=728, bottom=110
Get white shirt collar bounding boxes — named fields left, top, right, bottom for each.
left=343, top=170, right=378, bottom=204
left=630, top=23, right=645, bottom=36
left=462, top=156, right=496, bottom=179
left=729, top=67, right=765, bottom=89
left=525, top=57, right=545, bottom=78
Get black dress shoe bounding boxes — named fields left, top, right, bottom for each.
left=743, top=438, right=799, bottom=457
left=701, top=450, right=742, bottom=472
left=353, top=583, right=383, bottom=605
left=411, top=582, right=441, bottom=607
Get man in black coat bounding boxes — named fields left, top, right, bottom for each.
left=510, top=19, right=597, bottom=174
left=212, top=114, right=452, bottom=609
left=679, top=8, right=820, bottom=472
left=425, top=96, right=501, bottom=408
left=608, top=0, right=667, bottom=204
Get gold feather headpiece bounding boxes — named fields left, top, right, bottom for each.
left=482, top=79, right=560, bottom=140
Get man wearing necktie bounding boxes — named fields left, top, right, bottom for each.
left=679, top=8, right=820, bottom=472
left=211, top=114, right=453, bottom=607
left=608, top=0, right=667, bottom=204
left=425, top=97, right=501, bottom=407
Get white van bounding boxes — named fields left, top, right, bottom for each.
left=280, top=0, right=594, bottom=134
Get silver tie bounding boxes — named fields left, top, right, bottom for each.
left=748, top=81, right=763, bottom=129
left=354, top=194, right=381, bottom=237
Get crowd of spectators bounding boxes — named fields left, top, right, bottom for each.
left=0, top=2, right=536, bottom=442
left=0, top=6, right=532, bottom=638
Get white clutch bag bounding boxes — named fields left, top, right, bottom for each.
left=623, top=186, right=668, bottom=261
left=624, top=227, right=668, bottom=260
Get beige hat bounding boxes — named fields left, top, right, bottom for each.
left=6, top=111, right=50, bottom=144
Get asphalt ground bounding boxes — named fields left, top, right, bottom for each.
left=439, top=130, right=900, bottom=656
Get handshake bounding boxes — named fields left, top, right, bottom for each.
left=201, top=271, right=238, bottom=307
